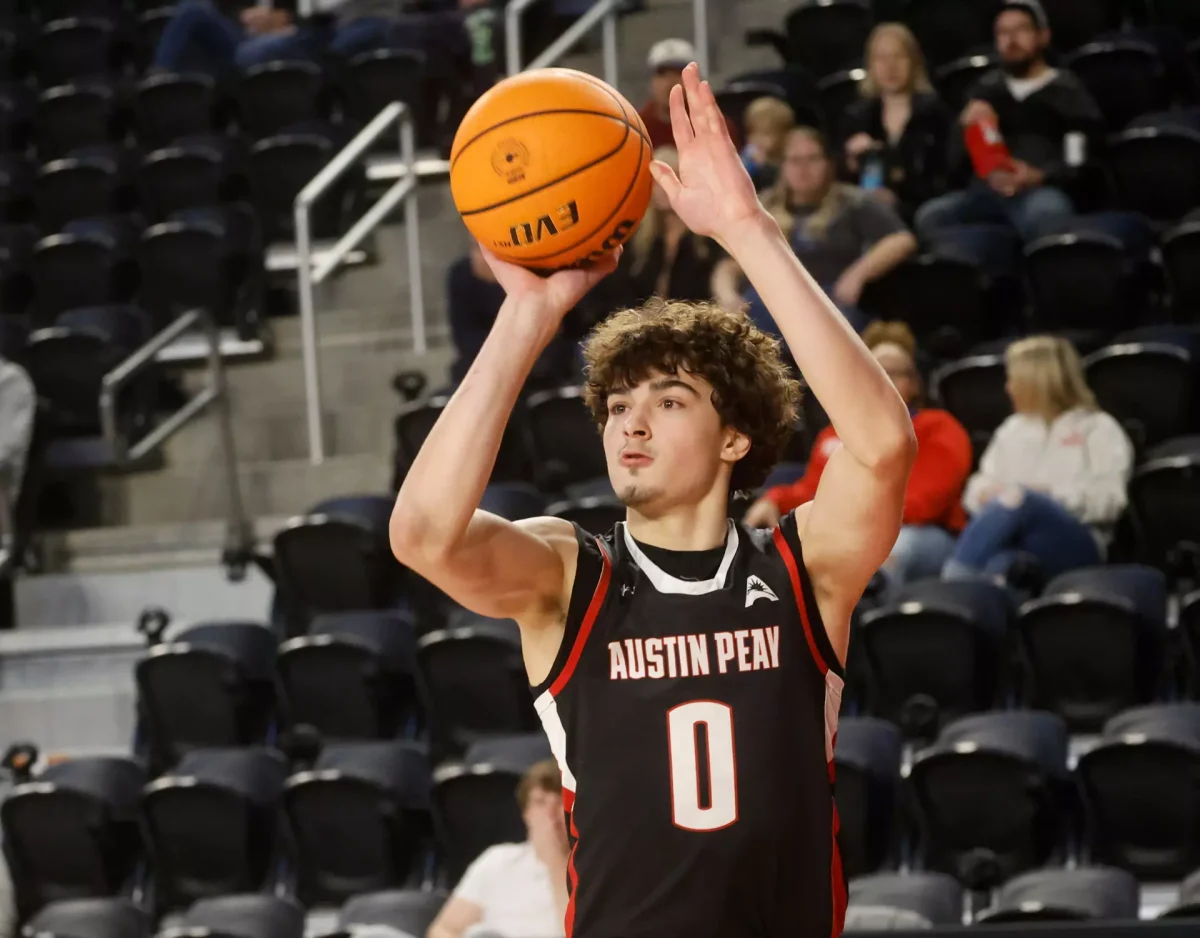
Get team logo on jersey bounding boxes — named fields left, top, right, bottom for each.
left=745, top=574, right=779, bottom=607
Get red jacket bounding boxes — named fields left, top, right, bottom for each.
left=766, top=409, right=973, bottom=533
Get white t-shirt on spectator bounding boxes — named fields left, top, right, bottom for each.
left=1005, top=69, right=1059, bottom=102
left=454, top=842, right=563, bottom=938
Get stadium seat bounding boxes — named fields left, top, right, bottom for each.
left=22, top=897, right=151, bottom=938
left=135, top=621, right=279, bottom=772
left=1159, top=866, right=1200, bottom=918
left=902, top=0, right=994, bottom=68
left=1017, top=565, right=1168, bottom=732
left=525, top=386, right=607, bottom=493
left=134, top=72, right=219, bottom=150
left=333, top=889, right=448, bottom=938
left=1066, top=41, right=1170, bottom=132
left=724, top=65, right=824, bottom=128
left=1161, top=222, right=1200, bottom=321
left=35, top=154, right=126, bottom=231
left=1153, top=0, right=1200, bottom=42
left=858, top=256, right=990, bottom=362
left=1076, top=703, right=1200, bottom=880
left=715, top=79, right=789, bottom=130
left=433, top=734, right=552, bottom=884
left=248, top=132, right=348, bottom=242
left=29, top=224, right=137, bottom=327
left=37, top=17, right=117, bottom=85
left=857, top=579, right=1013, bottom=737
left=142, top=748, right=288, bottom=913
left=832, top=717, right=903, bottom=877
left=975, top=866, right=1141, bottom=922
left=817, top=68, right=866, bottom=131
left=844, top=872, right=963, bottom=930
left=133, top=7, right=174, bottom=70
left=237, top=60, right=327, bottom=140
left=339, top=48, right=426, bottom=131
left=284, top=740, right=432, bottom=904
left=164, top=894, right=306, bottom=938
left=277, top=610, right=425, bottom=741
left=1040, top=0, right=1129, bottom=53
left=908, top=711, right=1071, bottom=888
left=0, top=84, right=32, bottom=152
left=1083, top=342, right=1194, bottom=454
left=138, top=217, right=252, bottom=332
left=1108, top=127, right=1200, bottom=224
left=1127, top=435, right=1200, bottom=580
left=478, top=481, right=546, bottom=522
left=1024, top=233, right=1142, bottom=334
left=1183, top=589, right=1200, bottom=697
left=42, top=0, right=125, bottom=18
left=416, top=610, right=538, bottom=757
left=0, top=756, right=145, bottom=920
left=138, top=140, right=238, bottom=220
left=34, top=82, right=120, bottom=161
left=272, top=495, right=407, bottom=638
left=781, top=0, right=872, bottom=80
left=934, top=55, right=995, bottom=112
left=393, top=394, right=532, bottom=488
left=547, top=493, right=625, bottom=536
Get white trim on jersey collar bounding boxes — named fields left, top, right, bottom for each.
left=620, top=521, right=739, bottom=595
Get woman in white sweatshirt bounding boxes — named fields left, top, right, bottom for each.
left=942, top=335, right=1134, bottom=582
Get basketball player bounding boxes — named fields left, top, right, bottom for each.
left=392, top=63, right=916, bottom=938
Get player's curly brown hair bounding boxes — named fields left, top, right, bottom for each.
left=582, top=298, right=801, bottom=492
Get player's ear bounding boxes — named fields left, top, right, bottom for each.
left=720, top=426, right=752, bottom=464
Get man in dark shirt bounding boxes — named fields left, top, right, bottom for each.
left=638, top=38, right=740, bottom=150
left=914, top=0, right=1103, bottom=245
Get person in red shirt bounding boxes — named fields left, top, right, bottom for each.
left=638, top=38, right=741, bottom=150
left=745, top=321, right=972, bottom=588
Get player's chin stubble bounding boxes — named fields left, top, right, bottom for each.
left=618, top=484, right=663, bottom=509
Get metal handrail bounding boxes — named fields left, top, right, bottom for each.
left=99, top=308, right=255, bottom=566
left=294, top=100, right=424, bottom=465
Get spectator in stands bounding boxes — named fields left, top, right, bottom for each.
left=741, top=97, right=795, bottom=191
left=713, top=128, right=917, bottom=333
left=0, top=353, right=33, bottom=632
left=426, top=759, right=567, bottom=938
left=639, top=39, right=740, bottom=149
left=914, top=0, right=1103, bottom=245
left=153, top=0, right=396, bottom=76
left=840, top=23, right=949, bottom=223
left=745, top=322, right=971, bottom=589
left=944, top=335, right=1133, bottom=583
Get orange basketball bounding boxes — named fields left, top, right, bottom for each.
left=450, top=68, right=654, bottom=272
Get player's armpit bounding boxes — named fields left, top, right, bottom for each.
left=800, top=443, right=913, bottom=662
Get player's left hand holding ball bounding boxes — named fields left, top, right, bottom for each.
left=649, top=63, right=773, bottom=246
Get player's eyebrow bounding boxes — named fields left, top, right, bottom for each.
left=648, top=377, right=701, bottom=397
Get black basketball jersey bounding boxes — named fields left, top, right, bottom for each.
left=530, top=514, right=848, bottom=938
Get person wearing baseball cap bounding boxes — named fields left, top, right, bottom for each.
left=914, top=0, right=1103, bottom=249
left=638, top=38, right=741, bottom=149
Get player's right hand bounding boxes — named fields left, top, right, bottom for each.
left=744, top=497, right=783, bottom=529
left=479, top=243, right=620, bottom=331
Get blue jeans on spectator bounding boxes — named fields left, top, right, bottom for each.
left=915, top=178, right=1074, bottom=245
left=943, top=490, right=1101, bottom=581
left=744, top=282, right=867, bottom=336
left=883, top=524, right=958, bottom=588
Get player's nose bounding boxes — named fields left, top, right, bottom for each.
left=622, top=405, right=651, bottom=438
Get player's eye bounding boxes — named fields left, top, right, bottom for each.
left=609, top=402, right=627, bottom=415
left=661, top=398, right=682, bottom=409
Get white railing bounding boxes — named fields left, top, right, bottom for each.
left=294, top=101, right=424, bottom=465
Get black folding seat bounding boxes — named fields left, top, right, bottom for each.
left=272, top=494, right=408, bottom=639
left=35, top=82, right=120, bottom=161
left=525, top=386, right=607, bottom=494
left=832, top=717, right=903, bottom=877
left=22, top=897, right=151, bottom=938
left=547, top=493, right=625, bottom=536
left=1084, top=342, right=1194, bottom=454
left=781, top=0, right=872, bottom=80
left=1159, top=867, right=1200, bottom=918
left=433, top=734, right=553, bottom=883
left=29, top=221, right=138, bottom=328
left=1025, top=233, right=1142, bottom=334
left=902, top=0, right=994, bottom=68
left=1017, top=565, right=1168, bottom=732
left=715, top=79, right=789, bottom=130
left=1162, top=222, right=1200, bottom=320
left=0, top=84, right=32, bottom=152
left=285, top=740, right=432, bottom=904
left=42, top=0, right=125, bottom=16
left=1184, top=589, right=1200, bottom=697
left=859, top=256, right=990, bottom=361
left=416, top=610, right=538, bottom=757
left=142, top=747, right=288, bottom=914
left=844, top=872, right=963, bottom=930
left=37, top=17, right=118, bottom=86
left=238, top=60, right=326, bottom=140
left=0, top=155, right=34, bottom=229
left=976, top=866, right=1141, bottom=922
left=249, top=132, right=350, bottom=242
left=164, top=894, right=306, bottom=938
left=1108, top=127, right=1200, bottom=224
left=0, top=756, right=144, bottom=921
left=1077, top=703, right=1200, bottom=879
left=1040, top=0, right=1129, bottom=53
left=134, top=72, right=219, bottom=150
left=393, top=394, right=532, bottom=488
left=0, top=220, right=36, bottom=315
left=909, top=711, right=1072, bottom=889
left=857, top=579, right=1012, bottom=737
left=139, top=139, right=239, bottom=221
left=340, top=48, right=426, bottom=132
left=817, top=68, right=866, bottom=131
left=135, top=621, right=279, bottom=772
left=333, top=889, right=448, bottom=938
left=277, top=610, right=425, bottom=742
left=1127, top=435, right=1200, bottom=579
left=35, top=154, right=126, bottom=232
left=934, top=54, right=995, bottom=112
left=725, top=65, right=824, bottom=128
left=1066, top=41, right=1170, bottom=132
left=1153, top=0, right=1200, bottom=42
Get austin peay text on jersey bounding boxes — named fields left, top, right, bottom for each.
left=607, top=627, right=782, bottom=682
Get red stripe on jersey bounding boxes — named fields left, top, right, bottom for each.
left=829, top=791, right=848, bottom=938
left=772, top=526, right=832, bottom=676
left=549, top=537, right=612, bottom=697
left=561, top=787, right=575, bottom=814
left=564, top=808, right=581, bottom=937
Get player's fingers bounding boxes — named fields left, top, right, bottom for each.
left=681, top=63, right=709, bottom=136
left=478, top=243, right=537, bottom=294
left=668, top=82, right=694, bottom=148
left=649, top=160, right=682, bottom=202
left=699, top=78, right=730, bottom=141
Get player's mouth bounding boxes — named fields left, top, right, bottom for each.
left=620, top=451, right=653, bottom=468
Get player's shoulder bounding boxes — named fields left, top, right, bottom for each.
left=514, top=514, right=578, bottom=548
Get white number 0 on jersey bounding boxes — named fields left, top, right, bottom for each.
left=666, top=700, right=738, bottom=831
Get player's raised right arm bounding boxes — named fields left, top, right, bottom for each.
left=389, top=248, right=618, bottom=641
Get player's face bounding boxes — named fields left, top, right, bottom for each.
left=603, top=369, right=746, bottom=513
